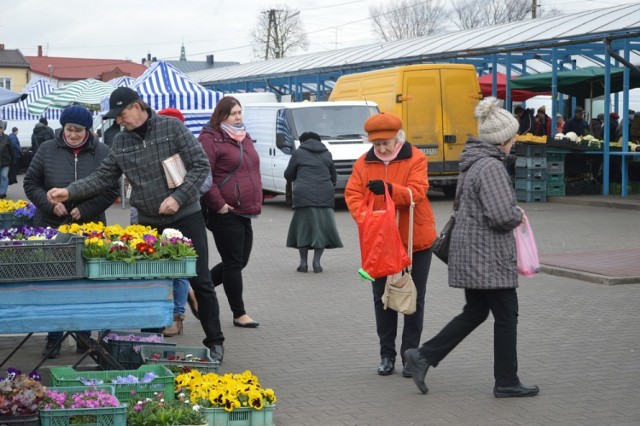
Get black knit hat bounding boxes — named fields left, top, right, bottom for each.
left=60, top=105, right=93, bottom=130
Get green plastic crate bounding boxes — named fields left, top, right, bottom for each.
left=546, top=152, right=565, bottom=162
left=0, top=233, right=85, bottom=282
left=515, top=179, right=546, bottom=192
left=0, top=415, right=40, bottom=426
left=515, top=189, right=547, bottom=203
left=547, top=183, right=566, bottom=197
left=0, top=212, right=32, bottom=229
left=48, top=365, right=175, bottom=402
left=85, top=257, right=197, bottom=280
left=202, top=405, right=275, bottom=426
left=40, top=386, right=126, bottom=426
left=547, top=173, right=565, bottom=185
left=101, top=331, right=175, bottom=370
left=515, top=157, right=547, bottom=169
left=140, top=344, right=220, bottom=373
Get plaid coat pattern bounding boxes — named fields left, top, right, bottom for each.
left=448, top=138, right=523, bottom=289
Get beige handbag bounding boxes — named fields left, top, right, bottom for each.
left=382, top=188, right=417, bottom=315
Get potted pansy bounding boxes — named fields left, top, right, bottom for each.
left=175, top=370, right=276, bottom=425
left=126, top=392, right=207, bottom=426
left=0, top=368, right=46, bottom=425
left=58, top=222, right=198, bottom=280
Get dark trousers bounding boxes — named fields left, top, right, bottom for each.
left=143, top=211, right=224, bottom=347
left=418, top=288, right=519, bottom=387
left=372, top=249, right=432, bottom=362
left=209, top=213, right=253, bottom=319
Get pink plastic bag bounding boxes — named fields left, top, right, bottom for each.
left=513, top=213, right=540, bottom=276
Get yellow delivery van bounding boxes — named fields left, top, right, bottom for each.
left=329, top=64, right=482, bottom=196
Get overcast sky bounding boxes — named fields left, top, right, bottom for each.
left=3, top=0, right=635, bottom=65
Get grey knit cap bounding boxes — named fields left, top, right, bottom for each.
left=475, top=97, right=519, bottom=145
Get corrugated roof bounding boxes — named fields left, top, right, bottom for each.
left=189, top=3, right=640, bottom=84
left=166, top=60, right=240, bottom=75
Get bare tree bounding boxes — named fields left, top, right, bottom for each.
left=251, top=5, right=309, bottom=60
left=370, top=0, right=449, bottom=42
left=452, top=0, right=530, bottom=30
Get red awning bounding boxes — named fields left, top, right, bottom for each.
left=478, top=73, right=550, bottom=101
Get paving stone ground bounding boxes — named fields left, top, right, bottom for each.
left=2, top=177, right=639, bottom=425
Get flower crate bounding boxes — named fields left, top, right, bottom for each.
left=0, top=233, right=85, bottom=282
left=140, top=344, right=220, bottom=373
left=48, top=365, right=175, bottom=402
left=0, top=415, right=40, bottom=426
left=100, top=331, right=176, bottom=370
left=0, top=213, right=32, bottom=230
left=202, top=405, right=275, bottom=426
left=85, top=257, right=197, bottom=280
left=39, top=386, right=125, bottom=426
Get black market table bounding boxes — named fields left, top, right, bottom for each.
left=0, top=278, right=173, bottom=371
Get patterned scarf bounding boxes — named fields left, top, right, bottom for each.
left=220, top=122, right=247, bottom=143
left=63, top=131, right=90, bottom=149
left=373, top=139, right=404, bottom=163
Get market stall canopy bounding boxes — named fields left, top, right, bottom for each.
left=0, top=78, right=62, bottom=121
left=509, top=66, right=640, bottom=98
left=0, top=87, right=28, bottom=106
left=478, top=73, right=549, bottom=101
left=27, top=78, right=116, bottom=115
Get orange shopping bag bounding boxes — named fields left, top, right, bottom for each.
left=356, top=186, right=411, bottom=279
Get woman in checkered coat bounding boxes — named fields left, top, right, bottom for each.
left=405, top=98, right=540, bottom=399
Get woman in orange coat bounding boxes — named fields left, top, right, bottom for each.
left=345, top=112, right=437, bottom=378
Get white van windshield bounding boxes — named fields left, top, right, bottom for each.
left=290, top=105, right=378, bottom=141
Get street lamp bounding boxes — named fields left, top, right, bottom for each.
left=48, top=65, right=54, bottom=85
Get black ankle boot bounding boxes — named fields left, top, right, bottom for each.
left=296, top=263, right=308, bottom=273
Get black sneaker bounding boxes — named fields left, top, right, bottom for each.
left=42, top=338, right=61, bottom=358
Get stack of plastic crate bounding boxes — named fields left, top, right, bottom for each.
left=514, top=143, right=547, bottom=202
left=546, top=152, right=566, bottom=197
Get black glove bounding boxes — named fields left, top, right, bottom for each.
left=367, top=180, right=392, bottom=196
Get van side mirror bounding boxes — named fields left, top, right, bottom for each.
left=275, top=133, right=286, bottom=149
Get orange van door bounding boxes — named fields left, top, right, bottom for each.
left=402, top=70, right=444, bottom=171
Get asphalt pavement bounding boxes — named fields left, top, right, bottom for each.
left=1, top=176, right=639, bottom=425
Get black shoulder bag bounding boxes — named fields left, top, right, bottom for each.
left=432, top=172, right=467, bottom=264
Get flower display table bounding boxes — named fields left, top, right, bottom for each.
left=0, top=278, right=173, bottom=371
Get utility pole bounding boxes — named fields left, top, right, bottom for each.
left=532, top=0, right=537, bottom=19
left=265, top=10, right=274, bottom=60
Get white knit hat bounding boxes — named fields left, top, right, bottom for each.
left=475, top=97, right=519, bottom=145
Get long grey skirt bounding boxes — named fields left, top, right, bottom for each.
left=286, top=207, right=343, bottom=249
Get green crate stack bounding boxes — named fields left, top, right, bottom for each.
left=48, top=365, right=175, bottom=403
left=546, top=153, right=566, bottom=197
left=514, top=145, right=547, bottom=203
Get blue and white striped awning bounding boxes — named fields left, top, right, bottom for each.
left=132, top=61, right=222, bottom=112
left=0, top=78, right=61, bottom=121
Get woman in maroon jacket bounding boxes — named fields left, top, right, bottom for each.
left=199, top=96, right=262, bottom=328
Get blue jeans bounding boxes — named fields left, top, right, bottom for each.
left=0, top=166, right=9, bottom=195
left=173, top=278, right=188, bottom=315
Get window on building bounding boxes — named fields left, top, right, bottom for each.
left=0, top=78, right=12, bottom=90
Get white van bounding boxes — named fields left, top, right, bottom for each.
left=242, top=101, right=379, bottom=199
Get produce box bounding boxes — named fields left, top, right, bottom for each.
left=141, top=344, right=220, bottom=373
left=515, top=179, right=546, bottom=192
left=0, top=415, right=40, bottom=426
left=39, top=385, right=126, bottom=426
left=0, top=233, right=85, bottom=282
left=101, top=331, right=175, bottom=370
left=515, top=133, right=547, bottom=144
left=202, top=405, right=276, bottom=426
left=85, top=257, right=196, bottom=280
left=48, top=365, right=175, bottom=402
left=515, top=157, right=547, bottom=169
